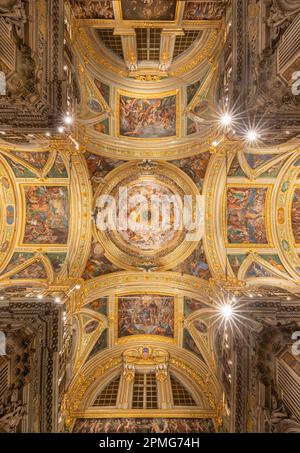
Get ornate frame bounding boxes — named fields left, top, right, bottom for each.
left=114, top=291, right=179, bottom=346
left=92, top=160, right=202, bottom=271
left=116, top=89, right=180, bottom=139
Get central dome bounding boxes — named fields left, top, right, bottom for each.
left=93, top=161, right=202, bottom=270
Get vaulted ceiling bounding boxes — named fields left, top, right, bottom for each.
left=1, top=0, right=300, bottom=434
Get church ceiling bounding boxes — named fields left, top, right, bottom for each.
left=1, top=0, right=300, bottom=435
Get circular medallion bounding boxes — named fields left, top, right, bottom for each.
left=93, top=161, right=203, bottom=271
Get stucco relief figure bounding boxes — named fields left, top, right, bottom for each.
left=0, top=387, right=26, bottom=433
left=264, top=390, right=300, bottom=433
left=267, top=1, right=300, bottom=44
left=1, top=41, right=36, bottom=100
left=72, top=0, right=114, bottom=19
left=0, top=0, right=26, bottom=35
left=227, top=188, right=268, bottom=244
left=184, top=1, right=224, bottom=20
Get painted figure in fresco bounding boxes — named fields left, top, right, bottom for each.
left=116, top=181, right=179, bottom=251
left=194, top=320, right=208, bottom=334
left=48, top=155, right=68, bottom=178
left=174, top=244, right=210, bottom=280
left=183, top=329, right=204, bottom=360
left=85, top=297, right=108, bottom=316
left=118, top=295, right=174, bottom=338
left=12, top=151, right=48, bottom=169
left=187, top=80, right=202, bottom=104
left=87, top=98, right=102, bottom=113
left=87, top=330, right=107, bottom=359
left=4, top=252, right=31, bottom=274
left=227, top=188, right=267, bottom=244
left=246, top=262, right=273, bottom=278
left=84, top=320, right=99, bottom=335
left=120, top=95, right=176, bottom=138
left=85, top=153, right=123, bottom=192
left=94, top=121, right=109, bottom=134
left=3, top=252, right=46, bottom=279
left=184, top=297, right=206, bottom=316
left=83, top=241, right=119, bottom=279
left=94, top=79, right=110, bottom=104
left=228, top=254, right=246, bottom=275
left=5, top=157, right=35, bottom=178
left=172, top=153, right=210, bottom=192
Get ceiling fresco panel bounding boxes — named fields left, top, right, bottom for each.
left=22, top=186, right=69, bottom=245
left=121, top=0, right=177, bottom=21
left=118, top=92, right=178, bottom=139
left=117, top=294, right=175, bottom=339
left=226, top=187, right=270, bottom=245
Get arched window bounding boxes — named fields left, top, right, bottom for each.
left=170, top=374, right=196, bottom=407
left=132, top=372, right=158, bottom=409
left=92, top=375, right=120, bottom=407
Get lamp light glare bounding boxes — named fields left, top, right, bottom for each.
left=220, top=303, right=233, bottom=320
left=220, top=112, right=233, bottom=127
left=245, top=129, right=259, bottom=142
left=64, top=114, right=73, bottom=125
